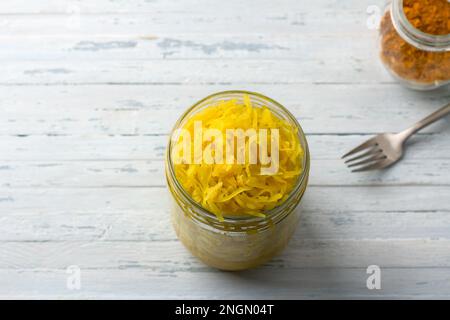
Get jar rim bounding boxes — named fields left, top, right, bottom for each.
left=165, top=90, right=310, bottom=228
left=391, top=0, right=450, bottom=52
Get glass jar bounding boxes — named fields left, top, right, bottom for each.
left=379, top=0, right=450, bottom=90
left=165, top=91, right=310, bottom=271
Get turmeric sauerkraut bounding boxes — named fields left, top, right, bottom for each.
left=171, top=95, right=304, bottom=220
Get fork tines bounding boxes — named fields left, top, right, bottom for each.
left=342, top=137, right=388, bottom=172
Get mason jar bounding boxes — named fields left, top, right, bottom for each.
left=379, top=0, right=450, bottom=90
left=165, top=91, right=310, bottom=271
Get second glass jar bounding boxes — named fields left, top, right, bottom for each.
left=378, top=0, right=450, bottom=90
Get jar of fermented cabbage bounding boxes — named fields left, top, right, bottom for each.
left=165, top=91, right=310, bottom=271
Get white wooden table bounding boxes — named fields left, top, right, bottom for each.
left=1, top=0, right=449, bottom=299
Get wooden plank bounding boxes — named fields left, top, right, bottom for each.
left=0, top=34, right=378, bottom=61
left=1, top=186, right=449, bottom=214
left=1, top=59, right=393, bottom=85
left=0, top=239, right=449, bottom=269
left=0, top=0, right=385, bottom=14
left=1, top=134, right=449, bottom=161
left=0, top=207, right=449, bottom=242
left=0, top=267, right=449, bottom=299
left=1, top=159, right=449, bottom=188
left=0, top=10, right=371, bottom=36
left=0, top=85, right=448, bottom=135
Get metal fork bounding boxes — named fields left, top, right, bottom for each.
left=342, top=102, right=450, bottom=172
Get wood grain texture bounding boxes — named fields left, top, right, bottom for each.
left=1, top=268, right=449, bottom=300
left=0, top=0, right=449, bottom=299
left=1, top=85, right=449, bottom=135
left=0, top=0, right=385, bottom=14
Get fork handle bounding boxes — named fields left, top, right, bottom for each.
left=399, top=102, right=450, bottom=140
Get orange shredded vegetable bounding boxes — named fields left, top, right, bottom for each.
left=172, top=95, right=304, bottom=220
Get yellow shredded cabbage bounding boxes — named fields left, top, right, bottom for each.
left=172, top=95, right=304, bottom=220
